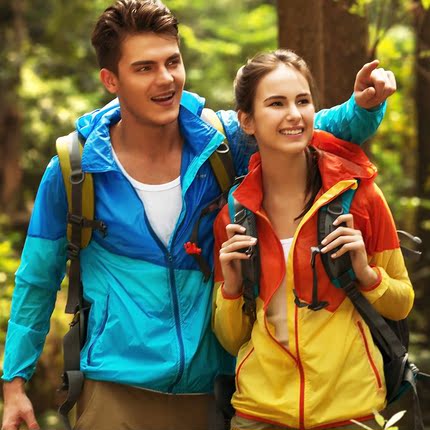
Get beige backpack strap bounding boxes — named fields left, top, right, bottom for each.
left=56, top=131, right=96, bottom=248
left=201, top=108, right=236, bottom=193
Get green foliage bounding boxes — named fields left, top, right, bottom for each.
left=171, top=1, right=277, bottom=109
left=369, top=25, right=416, bottom=228
left=351, top=409, right=406, bottom=429
left=0, top=220, right=21, bottom=352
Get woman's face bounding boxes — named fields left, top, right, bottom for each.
left=241, top=64, right=315, bottom=156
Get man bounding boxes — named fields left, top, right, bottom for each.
left=1, top=1, right=396, bottom=429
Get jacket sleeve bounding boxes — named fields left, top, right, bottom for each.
left=1, top=157, right=68, bottom=382
left=314, top=95, right=386, bottom=145
left=212, top=208, right=252, bottom=356
left=358, top=183, right=414, bottom=321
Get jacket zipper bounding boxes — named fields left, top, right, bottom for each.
left=125, top=178, right=187, bottom=392
left=295, top=305, right=306, bottom=430
left=255, top=210, right=305, bottom=428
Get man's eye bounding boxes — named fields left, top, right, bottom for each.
left=167, top=59, right=180, bottom=67
left=138, top=66, right=151, bottom=72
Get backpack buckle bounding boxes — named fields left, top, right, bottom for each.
left=234, top=208, right=247, bottom=224
left=67, top=213, right=85, bottom=226
left=67, top=243, right=80, bottom=260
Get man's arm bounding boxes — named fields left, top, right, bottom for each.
left=314, top=60, right=396, bottom=145
left=2, top=157, right=68, bottom=430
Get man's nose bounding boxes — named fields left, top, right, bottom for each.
left=157, top=67, right=174, bottom=84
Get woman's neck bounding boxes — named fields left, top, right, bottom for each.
left=260, top=149, right=309, bottom=238
left=260, top=149, right=308, bottom=199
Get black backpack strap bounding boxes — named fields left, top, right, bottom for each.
left=227, top=187, right=260, bottom=323
left=345, top=282, right=425, bottom=430
left=294, top=189, right=357, bottom=311
left=312, top=188, right=426, bottom=429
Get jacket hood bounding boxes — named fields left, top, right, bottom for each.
left=74, top=91, right=208, bottom=173
left=234, top=130, right=377, bottom=213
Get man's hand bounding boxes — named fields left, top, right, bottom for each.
left=1, top=378, right=40, bottom=430
left=354, top=59, right=397, bottom=110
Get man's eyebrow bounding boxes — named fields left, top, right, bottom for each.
left=131, top=53, right=181, bottom=67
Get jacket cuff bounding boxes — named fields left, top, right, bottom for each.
left=360, top=266, right=382, bottom=292
left=221, top=282, right=243, bottom=300
left=360, top=266, right=388, bottom=304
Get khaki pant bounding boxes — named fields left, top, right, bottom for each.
left=74, top=380, right=222, bottom=430
left=230, top=414, right=379, bottom=429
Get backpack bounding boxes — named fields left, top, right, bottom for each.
left=224, top=181, right=430, bottom=430
left=55, top=108, right=236, bottom=430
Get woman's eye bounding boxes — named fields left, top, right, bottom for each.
left=298, top=99, right=310, bottom=105
left=270, top=101, right=283, bottom=107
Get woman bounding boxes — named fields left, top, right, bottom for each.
left=212, top=50, right=414, bottom=430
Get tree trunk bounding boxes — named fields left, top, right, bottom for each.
left=277, top=0, right=368, bottom=109
left=414, top=2, right=430, bottom=257
left=412, top=5, right=430, bottom=425
left=278, top=0, right=325, bottom=104
left=0, top=0, right=26, bottom=213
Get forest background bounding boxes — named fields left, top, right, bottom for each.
left=0, top=0, right=429, bottom=429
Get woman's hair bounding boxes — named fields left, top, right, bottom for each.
left=234, top=49, right=321, bottom=221
left=91, top=0, right=179, bottom=74
left=234, top=49, right=318, bottom=114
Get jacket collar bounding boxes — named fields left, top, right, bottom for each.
left=76, top=91, right=220, bottom=173
left=233, top=130, right=377, bottom=213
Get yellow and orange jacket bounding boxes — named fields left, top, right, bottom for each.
left=212, top=130, right=414, bottom=430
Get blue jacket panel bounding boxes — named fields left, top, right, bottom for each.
left=2, top=91, right=386, bottom=393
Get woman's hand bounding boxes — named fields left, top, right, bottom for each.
left=320, top=214, right=378, bottom=288
left=219, top=224, right=257, bottom=297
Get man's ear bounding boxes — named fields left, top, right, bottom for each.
left=238, top=110, right=255, bottom=136
left=100, top=68, right=118, bottom=94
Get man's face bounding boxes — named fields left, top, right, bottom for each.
left=102, top=32, right=186, bottom=127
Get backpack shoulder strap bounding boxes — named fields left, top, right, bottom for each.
left=201, top=108, right=236, bottom=193
left=56, top=131, right=95, bottom=248
left=227, top=185, right=260, bottom=323
left=56, top=131, right=106, bottom=430
left=318, top=186, right=358, bottom=288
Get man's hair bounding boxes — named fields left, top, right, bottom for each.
left=92, top=0, right=179, bottom=74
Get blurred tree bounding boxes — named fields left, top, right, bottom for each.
left=413, top=0, right=430, bottom=260
left=0, top=0, right=26, bottom=213
left=278, top=0, right=368, bottom=108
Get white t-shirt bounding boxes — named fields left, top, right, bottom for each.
left=112, top=150, right=182, bottom=247
left=266, top=237, right=293, bottom=348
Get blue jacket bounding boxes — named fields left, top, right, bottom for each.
left=2, top=91, right=386, bottom=393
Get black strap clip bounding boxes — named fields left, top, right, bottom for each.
left=67, top=242, right=80, bottom=260
left=293, top=246, right=329, bottom=311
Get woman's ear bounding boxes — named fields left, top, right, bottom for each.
left=100, top=68, right=119, bottom=94
left=238, top=110, right=255, bottom=136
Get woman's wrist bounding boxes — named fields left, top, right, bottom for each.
left=357, top=266, right=379, bottom=289
left=222, top=282, right=243, bottom=298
